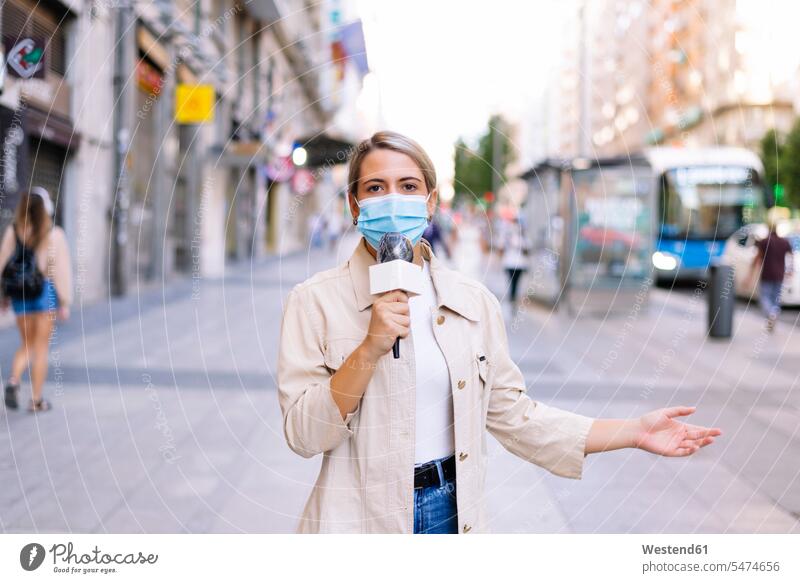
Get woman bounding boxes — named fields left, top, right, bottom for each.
left=1, top=188, right=72, bottom=412
left=277, top=131, right=721, bottom=534
left=498, top=214, right=531, bottom=312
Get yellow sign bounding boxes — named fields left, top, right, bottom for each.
left=175, top=84, right=215, bottom=124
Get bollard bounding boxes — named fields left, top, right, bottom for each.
left=707, top=264, right=735, bottom=338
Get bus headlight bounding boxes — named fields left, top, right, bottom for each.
left=652, top=251, right=678, bottom=271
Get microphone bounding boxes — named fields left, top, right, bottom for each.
left=371, top=233, right=420, bottom=359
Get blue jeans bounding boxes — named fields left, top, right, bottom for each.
left=759, top=280, right=783, bottom=319
left=413, top=454, right=458, bottom=534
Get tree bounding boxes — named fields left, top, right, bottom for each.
left=759, top=128, right=783, bottom=197
left=782, top=118, right=800, bottom=209
left=452, top=115, right=516, bottom=207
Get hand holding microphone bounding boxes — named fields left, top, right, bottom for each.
left=363, top=290, right=410, bottom=361
left=363, top=233, right=424, bottom=360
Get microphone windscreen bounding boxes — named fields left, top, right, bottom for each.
left=378, top=233, right=414, bottom=263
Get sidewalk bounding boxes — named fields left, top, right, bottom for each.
left=488, top=263, right=800, bottom=533
left=1, top=233, right=798, bottom=533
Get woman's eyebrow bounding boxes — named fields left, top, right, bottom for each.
left=364, top=178, right=385, bottom=184
left=400, top=176, right=421, bottom=182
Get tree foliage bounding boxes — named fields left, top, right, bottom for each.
left=760, top=120, right=800, bottom=209
left=782, top=118, right=800, bottom=209
left=453, top=115, right=516, bottom=207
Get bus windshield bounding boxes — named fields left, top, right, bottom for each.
left=660, top=166, right=762, bottom=240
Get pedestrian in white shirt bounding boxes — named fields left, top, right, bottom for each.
left=498, top=215, right=530, bottom=311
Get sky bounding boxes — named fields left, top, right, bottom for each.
left=355, top=0, right=567, bottom=202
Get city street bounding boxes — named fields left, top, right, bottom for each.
left=1, top=233, right=798, bottom=534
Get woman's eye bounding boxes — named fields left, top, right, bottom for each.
left=367, top=185, right=382, bottom=192
left=403, top=183, right=417, bottom=191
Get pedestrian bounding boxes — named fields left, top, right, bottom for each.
left=276, top=130, right=721, bottom=534
left=747, top=219, right=794, bottom=332
left=422, top=214, right=451, bottom=259
left=497, top=214, right=530, bottom=312
left=1, top=188, right=72, bottom=412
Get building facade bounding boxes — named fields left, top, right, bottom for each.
left=530, top=0, right=800, bottom=161
left=0, top=0, right=368, bottom=316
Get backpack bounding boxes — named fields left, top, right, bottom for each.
left=1, top=231, right=45, bottom=300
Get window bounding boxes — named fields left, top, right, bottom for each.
left=660, top=166, right=762, bottom=240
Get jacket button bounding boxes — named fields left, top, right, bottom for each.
left=436, top=315, right=445, bottom=325
left=457, top=379, right=466, bottom=389
left=463, top=523, right=472, bottom=533
left=458, top=452, right=468, bottom=461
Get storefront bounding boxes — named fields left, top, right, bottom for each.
left=0, top=104, right=78, bottom=232
left=223, top=145, right=259, bottom=262
left=25, top=106, right=77, bottom=227
left=128, top=23, right=168, bottom=282
left=0, top=105, right=28, bottom=232
left=1, top=0, right=77, bottom=230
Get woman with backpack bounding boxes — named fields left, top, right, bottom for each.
left=1, top=188, right=72, bottom=412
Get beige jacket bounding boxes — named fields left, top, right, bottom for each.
left=0, top=224, right=73, bottom=307
left=277, top=236, right=593, bottom=534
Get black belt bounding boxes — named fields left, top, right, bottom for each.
left=414, top=454, right=456, bottom=489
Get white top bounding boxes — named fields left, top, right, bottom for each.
left=501, top=222, right=530, bottom=269
left=410, top=259, right=455, bottom=464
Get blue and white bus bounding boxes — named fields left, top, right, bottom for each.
left=646, top=147, right=770, bottom=282
left=521, top=147, right=770, bottom=312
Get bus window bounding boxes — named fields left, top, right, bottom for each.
left=661, top=166, right=761, bottom=241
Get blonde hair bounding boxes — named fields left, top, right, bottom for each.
left=347, top=131, right=437, bottom=198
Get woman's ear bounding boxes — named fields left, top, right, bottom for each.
left=347, top=190, right=360, bottom=223
left=427, top=187, right=439, bottom=217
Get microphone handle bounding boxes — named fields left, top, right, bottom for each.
left=392, top=337, right=400, bottom=359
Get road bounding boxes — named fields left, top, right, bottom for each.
left=1, top=232, right=798, bottom=533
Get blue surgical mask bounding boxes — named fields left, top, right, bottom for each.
left=354, top=192, right=431, bottom=250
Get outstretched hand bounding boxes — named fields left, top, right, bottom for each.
left=635, top=406, right=722, bottom=456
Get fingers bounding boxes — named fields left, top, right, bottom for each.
left=388, top=314, right=410, bottom=336
left=678, top=436, right=716, bottom=450
left=389, top=314, right=410, bottom=327
left=382, top=314, right=410, bottom=338
left=383, top=301, right=410, bottom=315
left=380, top=290, right=409, bottom=303
left=663, top=406, right=696, bottom=419
left=684, top=427, right=722, bottom=440
left=385, top=326, right=409, bottom=339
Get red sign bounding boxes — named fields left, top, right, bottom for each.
left=136, top=60, right=163, bottom=96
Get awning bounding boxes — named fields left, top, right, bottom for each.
left=25, top=105, right=80, bottom=151
left=295, top=133, right=354, bottom=168
left=518, top=158, right=568, bottom=180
